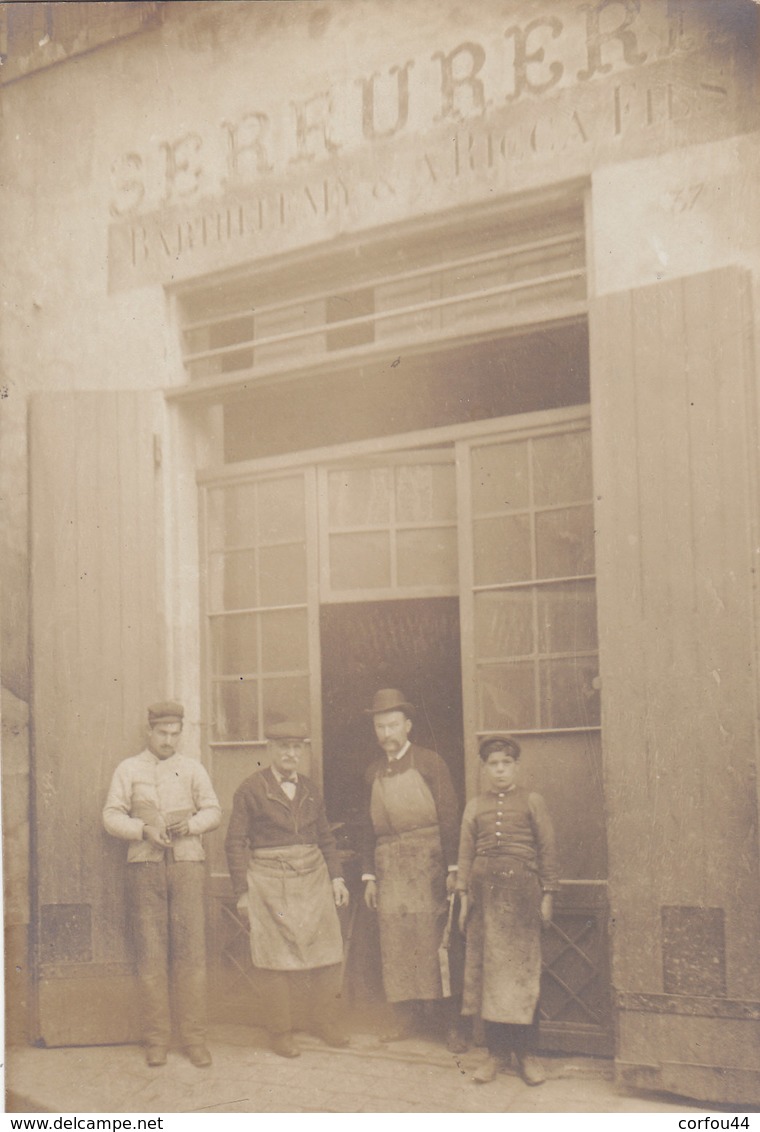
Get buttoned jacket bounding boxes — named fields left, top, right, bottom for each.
left=224, top=767, right=342, bottom=896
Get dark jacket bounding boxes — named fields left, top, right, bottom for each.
left=224, top=767, right=342, bottom=896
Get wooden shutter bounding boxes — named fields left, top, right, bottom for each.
left=591, top=268, right=760, bottom=1104
left=30, top=391, right=164, bottom=1046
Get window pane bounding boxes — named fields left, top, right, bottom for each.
left=397, top=528, right=458, bottom=587
left=473, top=513, right=532, bottom=585
left=478, top=660, right=536, bottom=730
left=255, top=299, right=326, bottom=366
left=532, top=430, right=592, bottom=506
left=263, top=675, right=310, bottom=732
left=207, top=552, right=225, bottom=613
left=257, top=476, right=305, bottom=543
left=375, top=274, right=440, bottom=340
left=260, top=609, right=309, bottom=672
left=395, top=463, right=456, bottom=523
left=329, top=532, right=391, bottom=590
left=259, top=543, right=307, bottom=605
left=535, top=505, right=594, bottom=578
left=328, top=467, right=391, bottom=528
left=537, top=581, right=598, bottom=654
left=212, top=679, right=258, bottom=741
left=539, top=656, right=600, bottom=728
left=471, top=441, right=529, bottom=514
left=206, top=485, right=256, bottom=552
left=208, top=550, right=257, bottom=611
left=475, top=589, right=534, bottom=658
left=209, top=613, right=258, bottom=675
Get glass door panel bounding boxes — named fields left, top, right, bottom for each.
left=201, top=468, right=321, bottom=886
left=457, top=415, right=610, bottom=1055
left=319, top=454, right=458, bottom=602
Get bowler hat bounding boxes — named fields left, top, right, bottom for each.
left=265, top=720, right=310, bottom=741
left=365, top=688, right=415, bottom=716
left=147, top=700, right=184, bottom=725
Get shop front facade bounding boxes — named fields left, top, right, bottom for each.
left=2, top=0, right=760, bottom=1104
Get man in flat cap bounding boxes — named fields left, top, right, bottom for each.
left=361, top=689, right=463, bottom=1046
left=224, top=721, right=350, bottom=1058
left=103, top=701, right=221, bottom=1068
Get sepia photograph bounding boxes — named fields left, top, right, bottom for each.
left=1, top=0, right=759, bottom=1118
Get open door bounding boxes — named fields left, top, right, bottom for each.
left=29, top=391, right=165, bottom=1046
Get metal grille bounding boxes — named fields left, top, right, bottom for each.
left=539, top=894, right=613, bottom=1055
left=177, top=202, right=586, bottom=391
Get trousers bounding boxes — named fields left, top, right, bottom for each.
left=248, top=963, right=343, bottom=1036
left=483, top=1006, right=540, bottom=1058
left=127, top=859, right=207, bottom=1048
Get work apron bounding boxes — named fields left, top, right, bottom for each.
left=371, top=762, right=448, bottom=1002
left=461, top=855, right=542, bottom=1024
left=245, top=843, right=343, bottom=971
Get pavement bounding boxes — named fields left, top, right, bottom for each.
left=4, top=1021, right=733, bottom=1115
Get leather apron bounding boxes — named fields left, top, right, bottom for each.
left=371, top=759, right=448, bottom=1002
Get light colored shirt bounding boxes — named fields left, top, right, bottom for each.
left=272, top=765, right=298, bottom=800
left=103, top=748, right=221, bottom=863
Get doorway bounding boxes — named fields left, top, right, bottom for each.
left=201, top=409, right=612, bottom=1049
left=320, top=596, right=464, bottom=831
left=319, top=596, right=463, bottom=1008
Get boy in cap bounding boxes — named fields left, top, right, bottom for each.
left=457, top=734, right=558, bottom=1085
left=103, top=701, right=221, bottom=1068
left=225, top=720, right=350, bottom=1058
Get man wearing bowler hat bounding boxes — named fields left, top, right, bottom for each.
left=103, top=701, right=221, bottom=1068
left=361, top=688, right=462, bottom=1043
left=225, top=720, right=350, bottom=1058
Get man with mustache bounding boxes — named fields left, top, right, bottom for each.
left=360, top=688, right=463, bottom=1047
left=225, top=720, right=350, bottom=1058
left=103, top=701, right=221, bottom=1069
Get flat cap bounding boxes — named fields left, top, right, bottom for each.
left=148, top=700, right=184, bottom=725
left=265, top=720, right=310, bottom=741
left=365, top=688, right=415, bottom=716
left=478, top=734, right=521, bottom=761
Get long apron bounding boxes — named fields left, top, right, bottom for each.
left=461, top=855, right=542, bottom=1023
left=371, top=763, right=448, bottom=1002
left=245, top=843, right=343, bottom=971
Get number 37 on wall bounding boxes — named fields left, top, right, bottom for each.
left=661, top=183, right=705, bottom=213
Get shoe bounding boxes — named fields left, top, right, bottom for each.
left=446, top=1026, right=469, bottom=1054
left=316, top=1025, right=349, bottom=1048
left=472, top=1054, right=501, bottom=1084
left=271, top=1032, right=300, bottom=1058
left=145, top=1045, right=167, bottom=1067
left=515, top=1053, right=546, bottom=1086
left=185, top=1044, right=212, bottom=1068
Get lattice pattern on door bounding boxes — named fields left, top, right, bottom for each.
left=538, top=892, right=613, bottom=1056
left=211, top=891, right=613, bottom=1053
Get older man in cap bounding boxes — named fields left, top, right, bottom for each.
left=361, top=688, right=463, bottom=1045
left=103, top=701, right=221, bottom=1068
left=224, top=720, right=350, bottom=1058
